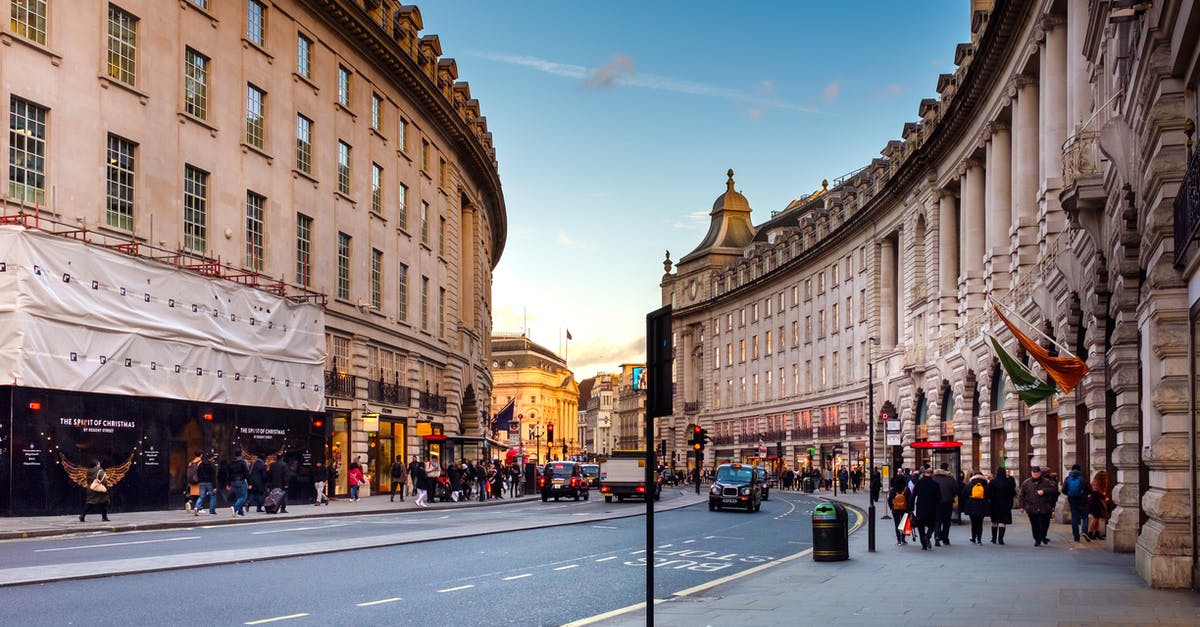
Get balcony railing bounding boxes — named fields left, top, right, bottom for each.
left=368, top=380, right=412, bottom=405
left=1062, top=131, right=1102, bottom=190
left=1174, top=143, right=1200, bottom=266
left=793, top=427, right=814, bottom=440
left=418, top=391, right=447, bottom=413
left=818, top=424, right=841, bottom=439
left=324, top=371, right=356, bottom=398
left=711, top=434, right=735, bottom=446
left=683, top=401, right=701, bottom=414
left=846, top=422, right=868, bottom=436
left=761, top=429, right=787, bottom=443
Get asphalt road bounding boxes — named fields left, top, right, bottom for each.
left=0, top=491, right=829, bottom=626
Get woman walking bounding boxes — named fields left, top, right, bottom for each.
left=79, top=459, right=110, bottom=522
left=347, top=460, right=365, bottom=502
left=961, top=470, right=990, bottom=544
left=987, top=466, right=1017, bottom=544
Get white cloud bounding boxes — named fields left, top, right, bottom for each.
left=671, top=209, right=710, bottom=231
left=821, top=80, right=841, bottom=102
left=585, top=54, right=636, bottom=89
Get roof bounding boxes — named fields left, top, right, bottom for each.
left=678, top=170, right=757, bottom=264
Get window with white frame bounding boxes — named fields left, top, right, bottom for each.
left=420, top=200, right=429, bottom=244
left=106, top=5, right=138, bottom=86
left=10, top=0, right=47, bottom=44
left=397, top=263, right=409, bottom=322
left=8, top=97, right=47, bottom=204
left=183, top=165, right=208, bottom=252
left=246, top=0, right=265, bottom=46
left=337, top=140, right=351, bottom=194
left=420, top=276, right=429, bottom=329
left=184, top=48, right=209, bottom=120
left=337, top=66, right=351, bottom=107
left=370, top=248, right=382, bottom=309
left=398, top=183, right=408, bottom=229
left=245, top=191, right=265, bottom=270
left=295, top=213, right=312, bottom=286
left=245, top=84, right=265, bottom=148
left=371, top=163, right=383, bottom=214
left=295, top=114, right=312, bottom=173
left=371, top=93, right=382, bottom=130
left=336, top=232, right=351, bottom=300
left=296, top=33, right=312, bottom=79
left=104, top=134, right=136, bottom=231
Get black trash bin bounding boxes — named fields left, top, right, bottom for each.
left=812, top=502, right=849, bottom=561
left=802, top=477, right=814, bottom=493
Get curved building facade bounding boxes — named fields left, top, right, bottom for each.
left=490, top=335, right=579, bottom=464
left=0, top=1, right=504, bottom=510
left=663, top=0, right=1200, bottom=589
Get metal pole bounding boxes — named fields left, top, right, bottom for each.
left=643, top=400, right=655, bottom=627
left=868, top=359, right=876, bottom=553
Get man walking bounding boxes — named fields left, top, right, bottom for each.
left=1061, top=463, right=1092, bottom=542
left=390, top=455, right=407, bottom=502
left=912, top=467, right=941, bottom=550
left=407, top=455, right=423, bottom=497
left=226, top=448, right=250, bottom=517
left=932, top=462, right=958, bottom=545
left=1018, top=465, right=1059, bottom=546
left=869, top=466, right=882, bottom=504
left=268, top=455, right=292, bottom=514
left=312, top=459, right=329, bottom=505
left=193, top=453, right=218, bottom=516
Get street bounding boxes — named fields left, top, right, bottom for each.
left=0, top=490, right=829, bottom=626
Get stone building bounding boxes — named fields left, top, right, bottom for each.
left=0, top=1, right=504, bottom=510
left=613, top=364, right=647, bottom=451
left=490, top=334, right=579, bottom=463
left=577, top=372, right=618, bottom=458
left=662, top=0, right=1200, bottom=589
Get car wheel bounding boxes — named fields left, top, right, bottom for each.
left=554, top=496, right=560, bottom=502
left=604, top=496, right=612, bottom=503
left=709, top=501, right=716, bottom=511
left=574, top=492, right=580, bottom=502
left=584, top=491, right=589, bottom=501
left=617, top=495, right=624, bottom=503
left=542, top=494, right=548, bottom=502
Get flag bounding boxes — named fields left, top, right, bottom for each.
left=565, top=329, right=573, bottom=341
left=988, top=335, right=1058, bottom=406
left=993, top=304, right=1089, bottom=394
left=492, top=398, right=515, bottom=431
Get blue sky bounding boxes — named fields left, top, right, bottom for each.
left=417, top=1, right=969, bottom=378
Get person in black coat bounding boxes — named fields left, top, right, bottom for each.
left=869, top=467, right=882, bottom=503
left=911, top=467, right=942, bottom=550
left=248, top=456, right=268, bottom=512
left=888, top=468, right=912, bottom=546
left=960, top=472, right=990, bottom=544
left=987, top=466, right=1017, bottom=544
left=267, top=456, right=292, bottom=513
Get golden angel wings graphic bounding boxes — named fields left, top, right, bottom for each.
left=59, top=453, right=134, bottom=489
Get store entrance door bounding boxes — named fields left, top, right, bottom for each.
left=371, top=419, right=406, bottom=496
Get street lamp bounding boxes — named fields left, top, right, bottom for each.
left=868, top=336, right=880, bottom=553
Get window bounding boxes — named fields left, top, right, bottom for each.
left=420, top=276, right=429, bottom=329
left=183, top=165, right=208, bottom=252
left=370, top=248, right=382, bottom=309
left=398, top=118, right=408, bottom=152
left=438, top=215, right=446, bottom=255
left=245, top=84, right=265, bottom=149
left=397, top=263, right=409, bottom=322
left=738, top=339, right=746, bottom=363
left=371, top=163, right=383, bottom=214
left=765, top=297, right=772, bottom=317
left=337, top=66, right=351, bottom=107
left=336, top=232, right=351, bottom=300
left=245, top=0, right=266, bottom=46
left=296, top=34, right=312, bottom=79
left=295, top=115, right=312, bottom=173
left=337, top=141, right=351, bottom=194
left=398, top=183, right=408, bottom=229
left=752, top=303, right=759, bottom=322
left=105, top=134, right=135, bottom=231
left=765, top=331, right=772, bottom=355
left=752, top=336, right=759, bottom=360
left=845, top=297, right=853, bottom=328
left=420, top=201, right=429, bottom=244
left=817, top=271, right=825, bottom=294
left=860, top=289, right=867, bottom=321
left=753, top=374, right=759, bottom=403
left=832, top=303, right=840, bottom=331
left=832, top=352, right=839, bottom=386
left=439, top=287, right=446, bottom=337
left=778, top=326, right=785, bottom=352
left=819, top=357, right=826, bottom=387
left=106, top=5, right=138, bottom=86
left=805, top=316, right=812, bottom=343
left=791, top=285, right=798, bottom=306
left=792, top=365, right=799, bottom=395
left=245, top=191, right=265, bottom=270
left=725, top=343, right=732, bottom=366
left=739, top=308, right=746, bottom=326
left=725, top=313, right=732, bottom=331
left=439, top=157, right=447, bottom=187
left=791, top=321, right=799, bottom=347
left=184, top=48, right=209, bottom=120
left=805, top=279, right=812, bottom=299
left=10, top=0, right=46, bottom=44
left=8, top=97, right=46, bottom=204
left=831, top=263, right=839, bottom=284
left=420, top=139, right=430, bottom=172
left=818, top=310, right=826, bottom=337
left=295, top=213, right=312, bottom=286
left=190, top=0, right=209, bottom=8
left=779, top=367, right=786, bottom=397
left=371, top=93, right=382, bottom=130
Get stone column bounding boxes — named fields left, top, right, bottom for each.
left=961, top=159, right=986, bottom=317
left=1108, top=303, right=1141, bottom=554
left=1040, top=15, right=1068, bottom=193
left=985, top=121, right=1012, bottom=288
left=879, top=237, right=897, bottom=348
left=937, top=189, right=959, bottom=328
left=681, top=326, right=695, bottom=407
left=1066, top=3, right=1092, bottom=134
left=1010, top=75, right=1040, bottom=282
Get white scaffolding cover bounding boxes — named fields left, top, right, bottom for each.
left=0, top=226, right=326, bottom=411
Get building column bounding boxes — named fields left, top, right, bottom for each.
left=937, top=189, right=959, bottom=339
left=960, top=159, right=986, bottom=317
left=1066, top=3, right=1092, bottom=135
left=879, top=237, right=897, bottom=348
left=1040, top=14, right=1069, bottom=238
left=1010, top=75, right=1040, bottom=282
left=985, top=121, right=1012, bottom=294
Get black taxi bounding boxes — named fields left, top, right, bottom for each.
left=540, top=461, right=589, bottom=502
left=708, top=463, right=763, bottom=512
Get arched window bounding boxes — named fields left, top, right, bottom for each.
left=915, top=390, right=927, bottom=426
left=940, top=385, right=954, bottom=421
left=990, top=361, right=1005, bottom=410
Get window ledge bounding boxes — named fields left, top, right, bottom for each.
left=396, top=225, right=411, bottom=237
left=369, top=209, right=387, bottom=223
left=178, top=111, right=218, bottom=137
left=97, top=74, right=149, bottom=104
left=369, top=127, right=388, bottom=143
left=293, top=72, right=319, bottom=95
left=241, top=142, right=273, bottom=164
left=292, top=168, right=319, bottom=188
left=335, top=190, right=356, bottom=204
left=242, top=38, right=273, bottom=63
left=1, top=32, right=63, bottom=65
left=397, top=148, right=412, bottom=162
left=180, top=0, right=219, bottom=27
left=336, top=102, right=356, bottom=120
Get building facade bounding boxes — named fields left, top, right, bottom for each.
left=613, top=363, right=646, bottom=451
left=663, top=0, right=1200, bottom=590
left=490, top=334, right=579, bottom=463
left=577, top=372, right=618, bottom=459
left=0, top=1, right=504, bottom=510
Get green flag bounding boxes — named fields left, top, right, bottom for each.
left=989, top=335, right=1057, bottom=406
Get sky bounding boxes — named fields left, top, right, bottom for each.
left=417, top=1, right=970, bottom=379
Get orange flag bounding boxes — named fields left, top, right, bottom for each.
left=993, top=304, right=1089, bottom=395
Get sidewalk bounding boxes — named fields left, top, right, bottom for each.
left=603, top=488, right=1200, bottom=626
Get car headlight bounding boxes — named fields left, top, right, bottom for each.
left=740, top=487, right=750, bottom=496
left=710, top=485, right=721, bottom=495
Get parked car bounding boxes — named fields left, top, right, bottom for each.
left=708, top=463, right=763, bottom=512
left=540, top=461, right=589, bottom=502
left=581, top=464, right=600, bottom=488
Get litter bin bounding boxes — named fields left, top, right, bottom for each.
left=812, top=502, right=849, bottom=561
left=802, top=477, right=814, bottom=493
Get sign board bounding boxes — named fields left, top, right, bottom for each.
left=886, top=434, right=902, bottom=446
left=886, top=419, right=901, bottom=433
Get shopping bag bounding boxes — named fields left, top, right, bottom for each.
left=896, top=513, right=909, bottom=533
left=904, top=514, right=913, bottom=536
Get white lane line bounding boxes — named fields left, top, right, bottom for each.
left=682, top=539, right=696, bottom=544
left=595, top=557, right=617, bottom=562
left=591, top=525, right=618, bottom=529
left=630, top=549, right=646, bottom=555
left=244, top=613, right=309, bottom=624
left=251, top=523, right=349, bottom=535
left=553, top=564, right=578, bottom=571
left=356, top=597, right=402, bottom=607
left=35, top=536, right=201, bottom=552
left=657, top=543, right=673, bottom=548
left=503, top=573, right=533, bottom=581
left=438, top=584, right=474, bottom=593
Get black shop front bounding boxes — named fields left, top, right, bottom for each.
left=0, top=386, right=322, bottom=516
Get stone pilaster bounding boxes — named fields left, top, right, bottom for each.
left=1107, top=305, right=1141, bottom=553
left=937, top=189, right=960, bottom=339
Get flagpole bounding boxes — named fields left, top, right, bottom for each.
left=987, top=297, right=1079, bottom=359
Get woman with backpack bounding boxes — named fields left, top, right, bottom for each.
left=987, top=466, right=1017, bottom=544
left=888, top=469, right=912, bottom=546
left=961, top=470, right=990, bottom=544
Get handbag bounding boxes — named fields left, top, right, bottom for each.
left=896, top=512, right=909, bottom=533
left=89, top=477, right=108, bottom=493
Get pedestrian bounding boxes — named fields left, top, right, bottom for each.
left=268, top=455, right=292, bottom=513
left=1061, top=463, right=1092, bottom=542
left=889, top=469, right=912, bottom=546
left=226, top=448, right=250, bottom=517
left=1086, top=475, right=1109, bottom=540
left=912, top=467, right=941, bottom=550
left=474, top=459, right=488, bottom=502
left=194, top=452, right=218, bottom=516
left=824, top=467, right=833, bottom=491
left=79, top=459, right=111, bottom=522
left=185, top=450, right=201, bottom=511
left=407, top=455, right=423, bottom=497
left=347, top=460, right=365, bottom=502
left=328, top=457, right=341, bottom=500
left=446, top=458, right=464, bottom=502
left=987, top=466, right=1016, bottom=544
left=851, top=467, right=862, bottom=493
left=426, top=455, right=442, bottom=502
left=1018, top=465, right=1059, bottom=546
left=869, top=466, right=882, bottom=503
left=932, top=462, right=958, bottom=546
left=961, top=470, right=990, bottom=544
left=389, top=454, right=407, bottom=502
left=837, top=467, right=848, bottom=495
left=312, top=459, right=329, bottom=505
left=248, top=454, right=268, bottom=512
left=411, top=456, right=429, bottom=507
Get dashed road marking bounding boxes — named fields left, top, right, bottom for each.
left=35, top=536, right=201, bottom=552
left=591, top=525, right=618, bottom=529
left=657, top=543, right=673, bottom=548
left=553, top=564, right=578, bottom=571
left=252, top=523, right=349, bottom=535
left=356, top=598, right=402, bottom=607
left=503, top=573, right=533, bottom=580
left=245, top=613, right=309, bottom=624
left=596, top=557, right=617, bottom=562
left=438, top=584, right=474, bottom=593
left=682, top=539, right=696, bottom=544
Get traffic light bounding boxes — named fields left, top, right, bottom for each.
left=645, top=305, right=673, bottom=418
left=697, top=428, right=709, bottom=451
left=547, top=422, right=554, bottom=442
left=310, top=416, right=326, bottom=436
left=658, top=439, right=667, bottom=458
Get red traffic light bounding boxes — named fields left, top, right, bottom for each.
left=692, top=424, right=702, bottom=435
left=28, top=402, right=41, bottom=411
left=202, top=413, right=214, bottom=421
left=312, top=419, right=324, bottom=429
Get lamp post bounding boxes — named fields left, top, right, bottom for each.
left=868, top=336, right=879, bottom=553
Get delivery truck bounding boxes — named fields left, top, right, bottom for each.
left=598, top=450, right=661, bottom=503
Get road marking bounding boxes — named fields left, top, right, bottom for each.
left=595, top=557, right=617, bottom=562
left=657, top=543, right=673, bottom=548
left=591, top=525, right=618, bottom=529
left=356, top=598, right=402, bottom=607
left=704, top=535, right=743, bottom=540
left=503, top=573, right=532, bottom=580
left=553, top=564, right=578, bottom=571
left=245, top=613, right=309, bottom=624
left=630, top=549, right=645, bottom=555
left=35, top=536, right=201, bottom=552
left=682, top=539, right=696, bottom=544
left=437, top=584, right=474, bottom=593
left=252, top=523, right=349, bottom=535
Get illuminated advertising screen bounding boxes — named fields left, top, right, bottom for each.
left=632, top=367, right=646, bottom=392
